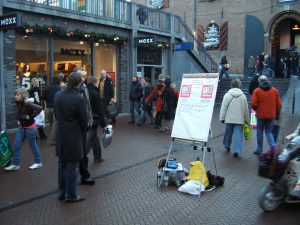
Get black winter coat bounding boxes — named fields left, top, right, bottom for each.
left=44, top=84, right=61, bottom=108
left=129, top=81, right=143, bottom=101
left=249, top=76, right=259, bottom=96
left=87, top=84, right=106, bottom=128
left=99, top=76, right=114, bottom=104
left=30, top=86, right=41, bottom=105
left=163, top=85, right=177, bottom=120
left=54, top=88, right=88, bottom=161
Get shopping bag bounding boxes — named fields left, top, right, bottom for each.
left=187, top=161, right=209, bottom=188
left=0, top=131, right=14, bottom=166
left=250, top=109, right=257, bottom=128
left=34, top=110, right=45, bottom=128
left=107, top=103, right=119, bottom=119
left=243, top=123, right=251, bottom=141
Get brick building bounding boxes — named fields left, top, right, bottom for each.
left=134, top=0, right=300, bottom=75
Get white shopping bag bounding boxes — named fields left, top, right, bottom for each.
left=178, top=180, right=205, bottom=195
left=34, top=110, right=45, bottom=127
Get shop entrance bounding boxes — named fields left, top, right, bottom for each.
left=137, top=65, right=163, bottom=84
left=269, top=12, right=300, bottom=78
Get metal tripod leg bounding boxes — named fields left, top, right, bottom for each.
left=158, top=140, right=174, bottom=188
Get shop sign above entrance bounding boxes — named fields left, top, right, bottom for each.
left=61, top=48, right=85, bottom=56
left=0, top=13, right=22, bottom=31
left=135, top=36, right=156, bottom=46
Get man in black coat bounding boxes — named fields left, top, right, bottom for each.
left=54, top=72, right=88, bottom=203
left=44, top=75, right=61, bottom=145
left=86, top=76, right=106, bottom=163
left=128, top=75, right=143, bottom=124
left=98, top=70, right=115, bottom=123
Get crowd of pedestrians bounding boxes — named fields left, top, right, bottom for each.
left=4, top=66, right=116, bottom=203
left=129, top=74, right=179, bottom=134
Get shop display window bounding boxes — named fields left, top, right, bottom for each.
left=16, top=35, right=49, bottom=92
left=54, top=39, right=91, bottom=80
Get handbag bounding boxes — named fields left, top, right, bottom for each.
left=243, top=123, right=251, bottom=141
left=0, top=131, right=14, bottom=166
left=107, top=103, right=119, bottom=119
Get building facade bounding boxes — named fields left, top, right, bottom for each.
left=0, top=0, right=211, bottom=129
left=134, top=0, right=300, bottom=76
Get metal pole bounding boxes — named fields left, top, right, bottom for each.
left=0, top=1, right=6, bottom=131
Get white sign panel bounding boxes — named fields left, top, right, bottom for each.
left=171, top=73, right=219, bottom=142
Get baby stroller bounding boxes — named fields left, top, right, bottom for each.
left=258, top=136, right=300, bottom=211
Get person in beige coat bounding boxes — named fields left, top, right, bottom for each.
left=220, top=79, right=249, bottom=158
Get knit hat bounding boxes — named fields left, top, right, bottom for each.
left=258, top=75, right=268, bottom=84
left=158, top=74, right=165, bottom=81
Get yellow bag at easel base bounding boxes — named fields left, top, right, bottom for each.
left=187, top=161, right=209, bottom=188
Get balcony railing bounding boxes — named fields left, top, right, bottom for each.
left=135, top=4, right=170, bottom=32
left=24, top=0, right=131, bottom=22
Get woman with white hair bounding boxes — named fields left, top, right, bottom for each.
left=220, top=79, right=249, bottom=158
left=4, top=88, right=43, bottom=170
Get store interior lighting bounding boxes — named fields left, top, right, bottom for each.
left=292, top=24, right=300, bottom=30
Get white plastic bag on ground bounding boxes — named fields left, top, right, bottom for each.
left=178, top=180, right=205, bottom=195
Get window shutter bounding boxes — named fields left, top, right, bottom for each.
left=219, top=22, right=228, bottom=50
left=197, top=24, right=204, bottom=51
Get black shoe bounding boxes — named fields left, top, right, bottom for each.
left=65, top=195, right=85, bottom=203
left=81, top=178, right=95, bottom=185
left=136, top=123, right=142, bottom=126
left=233, top=153, right=239, bottom=158
left=128, top=121, right=135, bottom=124
left=94, top=159, right=105, bottom=164
left=58, top=195, right=65, bottom=201
left=225, top=147, right=230, bottom=152
left=253, top=151, right=261, bottom=155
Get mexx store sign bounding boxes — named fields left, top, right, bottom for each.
left=0, top=13, right=22, bottom=31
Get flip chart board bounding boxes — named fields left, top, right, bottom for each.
left=171, top=73, right=219, bottom=142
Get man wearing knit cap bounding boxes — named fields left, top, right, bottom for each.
left=251, top=75, right=282, bottom=155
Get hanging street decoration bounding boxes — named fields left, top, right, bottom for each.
left=19, top=23, right=128, bottom=45
left=203, top=23, right=220, bottom=50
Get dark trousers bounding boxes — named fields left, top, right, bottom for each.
left=58, top=159, right=79, bottom=199
left=129, top=100, right=141, bottom=122
left=155, top=111, right=163, bottom=127
left=37, top=127, right=47, bottom=139
left=87, top=126, right=102, bottom=161
left=79, top=133, right=91, bottom=180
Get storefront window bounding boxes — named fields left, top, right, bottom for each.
left=16, top=35, right=49, bottom=92
left=137, top=47, right=162, bottom=65
left=53, top=39, right=91, bottom=80
left=94, top=43, right=117, bottom=100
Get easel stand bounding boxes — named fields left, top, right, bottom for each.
left=158, top=129, right=218, bottom=198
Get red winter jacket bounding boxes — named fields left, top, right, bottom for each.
left=250, top=82, right=282, bottom=120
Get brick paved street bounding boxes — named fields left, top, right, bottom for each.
left=1, top=106, right=300, bottom=225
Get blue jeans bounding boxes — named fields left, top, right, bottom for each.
left=256, top=119, right=275, bottom=153
left=12, top=127, right=42, bottom=166
left=223, top=124, right=243, bottom=153
left=58, top=159, right=79, bottom=199
left=138, top=105, right=154, bottom=125
left=129, top=100, right=141, bottom=122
